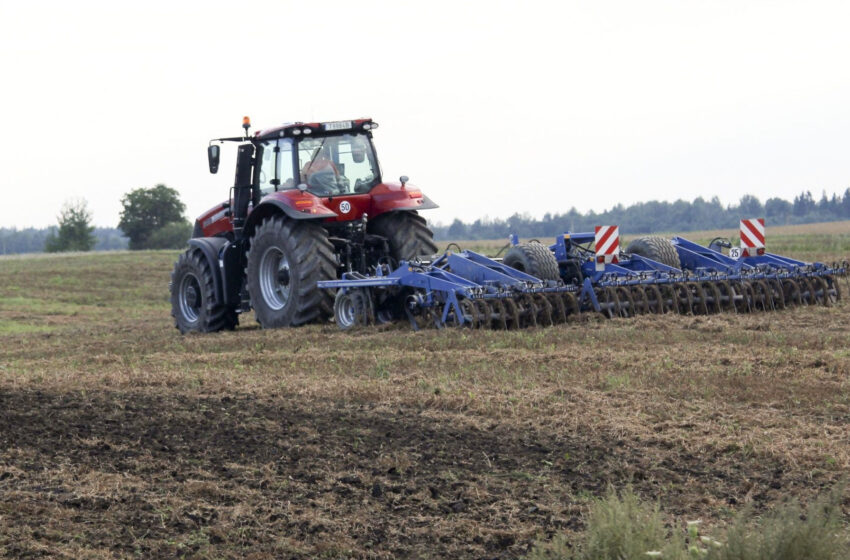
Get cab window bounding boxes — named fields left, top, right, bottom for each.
left=258, top=139, right=295, bottom=196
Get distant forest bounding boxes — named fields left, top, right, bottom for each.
left=2, top=189, right=849, bottom=254
left=0, top=227, right=127, bottom=255
left=432, top=189, right=850, bottom=241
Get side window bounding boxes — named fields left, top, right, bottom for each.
left=258, top=141, right=276, bottom=196
left=258, top=140, right=295, bottom=195
left=276, top=140, right=295, bottom=190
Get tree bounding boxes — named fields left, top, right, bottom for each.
left=44, top=199, right=96, bottom=252
left=118, top=184, right=189, bottom=249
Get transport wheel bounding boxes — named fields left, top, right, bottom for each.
left=246, top=216, right=336, bottom=328
left=503, top=242, right=561, bottom=281
left=171, top=249, right=238, bottom=334
left=369, top=211, right=438, bottom=263
left=625, top=236, right=680, bottom=269
left=334, top=289, right=374, bottom=330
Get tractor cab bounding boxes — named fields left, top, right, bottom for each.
left=257, top=130, right=381, bottom=198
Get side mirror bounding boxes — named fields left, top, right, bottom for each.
left=207, top=145, right=220, bottom=174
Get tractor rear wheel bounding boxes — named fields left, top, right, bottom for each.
left=503, top=242, right=561, bottom=281
left=625, top=236, right=680, bottom=269
left=246, top=216, right=336, bottom=328
left=170, top=248, right=237, bottom=334
left=369, top=211, right=438, bottom=263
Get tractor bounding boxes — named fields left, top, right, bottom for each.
left=170, top=117, right=438, bottom=333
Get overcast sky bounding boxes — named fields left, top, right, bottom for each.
left=1, top=0, right=848, bottom=229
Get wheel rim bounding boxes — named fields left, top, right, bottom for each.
left=259, top=246, right=291, bottom=310
left=179, top=273, right=202, bottom=323
left=336, top=292, right=357, bottom=328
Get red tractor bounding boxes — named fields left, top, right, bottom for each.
left=170, top=117, right=438, bottom=333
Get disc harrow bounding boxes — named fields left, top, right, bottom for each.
left=319, top=227, right=847, bottom=330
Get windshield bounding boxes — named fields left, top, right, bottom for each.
left=296, top=133, right=380, bottom=196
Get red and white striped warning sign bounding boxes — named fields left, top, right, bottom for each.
left=740, top=218, right=765, bottom=256
left=595, top=225, right=619, bottom=270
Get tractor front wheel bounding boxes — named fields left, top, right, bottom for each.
left=170, top=249, right=237, bottom=334
left=246, top=216, right=336, bottom=328
left=369, top=211, right=438, bottom=264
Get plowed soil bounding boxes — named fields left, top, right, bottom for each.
left=1, top=246, right=849, bottom=558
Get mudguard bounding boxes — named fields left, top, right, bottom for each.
left=188, top=237, right=228, bottom=305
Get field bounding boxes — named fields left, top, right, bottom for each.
left=1, top=221, right=850, bottom=559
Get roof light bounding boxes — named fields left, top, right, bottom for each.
left=242, top=116, right=251, bottom=129
left=292, top=128, right=302, bottom=136
left=302, top=127, right=312, bottom=135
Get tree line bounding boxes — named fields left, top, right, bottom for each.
left=433, top=189, right=850, bottom=240
left=0, top=184, right=193, bottom=255
left=3, top=187, right=849, bottom=254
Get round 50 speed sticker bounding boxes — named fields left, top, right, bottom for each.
left=339, top=201, right=351, bottom=214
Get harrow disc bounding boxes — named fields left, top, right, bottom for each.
left=782, top=278, right=802, bottom=306
left=813, top=276, right=831, bottom=307
left=715, top=280, right=737, bottom=313
left=562, top=292, right=580, bottom=319
left=503, top=297, right=521, bottom=329
left=798, top=277, right=815, bottom=306
left=700, top=282, right=721, bottom=314
left=518, top=294, right=538, bottom=327
left=474, top=300, right=493, bottom=328
left=825, top=274, right=841, bottom=304
left=767, top=278, right=786, bottom=310
left=690, top=282, right=709, bottom=315
left=459, top=299, right=478, bottom=328
left=644, top=284, right=665, bottom=314
left=630, top=285, right=649, bottom=315
left=548, top=293, right=567, bottom=324
left=596, top=286, right=618, bottom=319
left=659, top=284, right=679, bottom=314
left=751, top=280, right=771, bottom=311
left=491, top=299, right=509, bottom=329
left=534, top=293, right=554, bottom=326
left=674, top=283, right=693, bottom=314
left=615, top=286, right=635, bottom=318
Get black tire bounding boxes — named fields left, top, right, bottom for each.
left=246, top=215, right=336, bottom=328
left=503, top=242, right=561, bottom=281
left=625, top=236, right=680, bottom=269
left=170, top=249, right=237, bottom=334
left=369, top=211, right=438, bottom=263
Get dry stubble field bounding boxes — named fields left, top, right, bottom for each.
left=1, top=222, right=850, bottom=559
